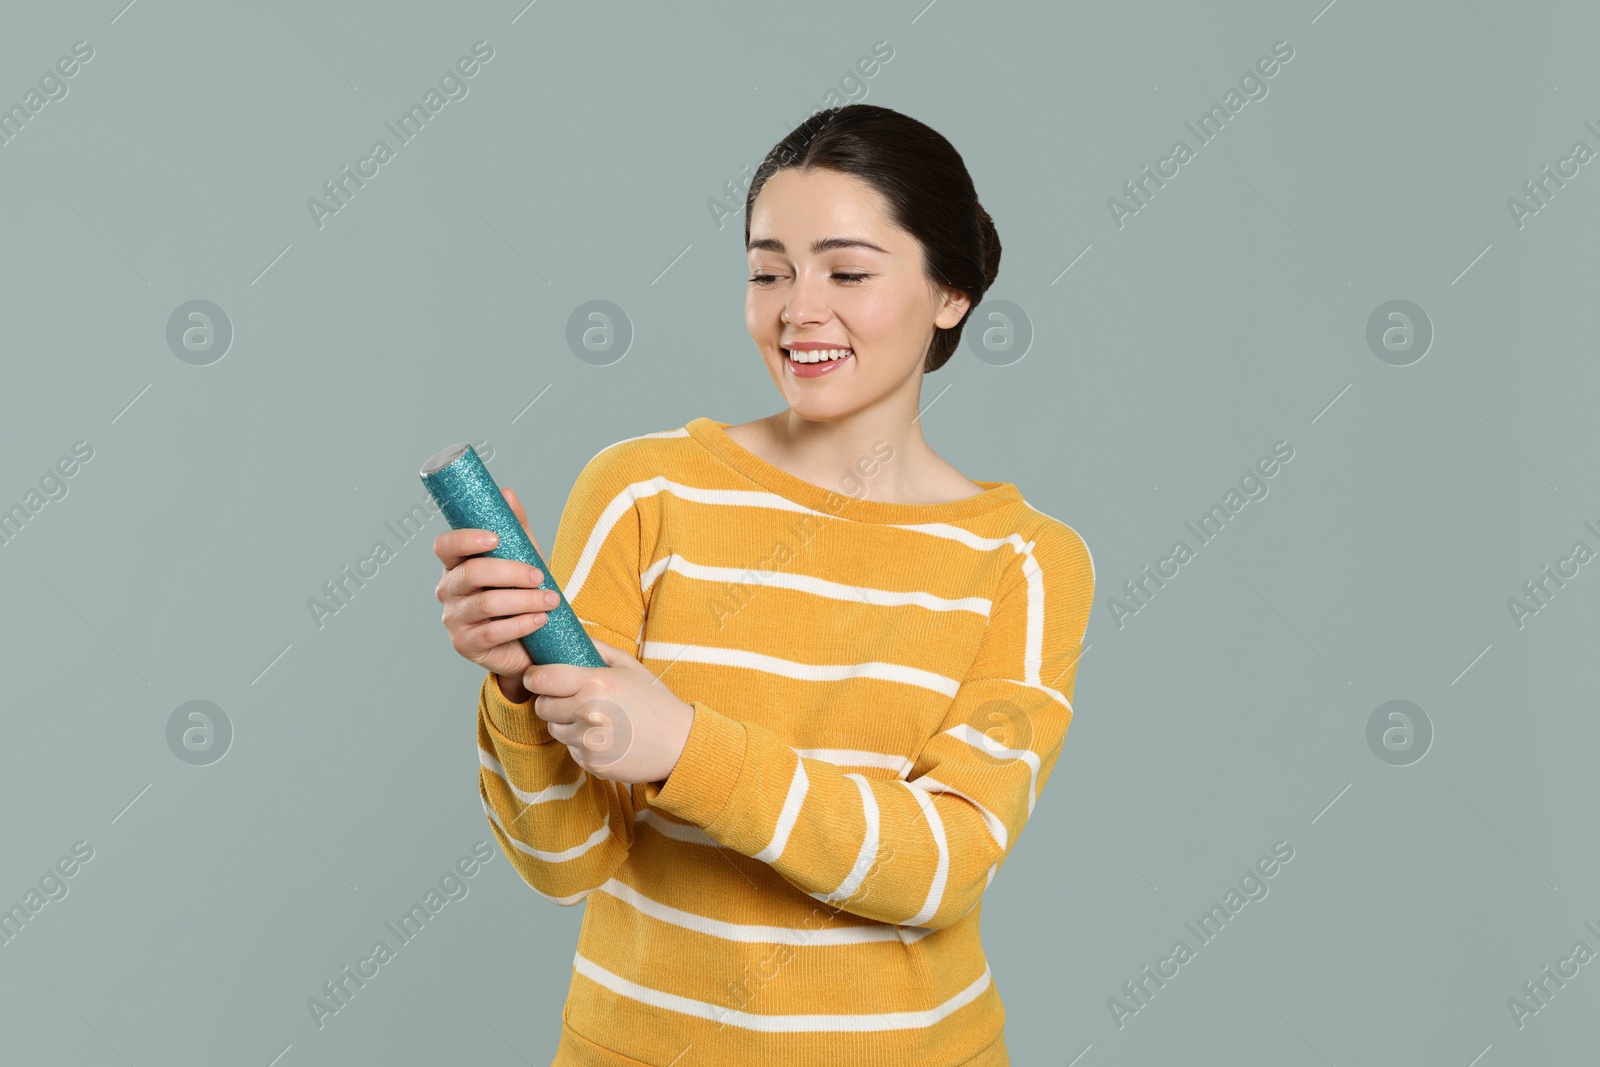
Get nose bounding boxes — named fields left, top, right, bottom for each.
left=783, top=267, right=830, bottom=327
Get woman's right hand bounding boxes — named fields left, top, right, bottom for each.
left=433, top=486, right=560, bottom=702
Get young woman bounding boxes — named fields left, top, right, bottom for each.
left=434, top=104, right=1094, bottom=1067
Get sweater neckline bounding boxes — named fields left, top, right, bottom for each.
left=686, top=417, right=1023, bottom=525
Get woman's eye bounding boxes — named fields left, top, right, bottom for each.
left=747, top=272, right=868, bottom=286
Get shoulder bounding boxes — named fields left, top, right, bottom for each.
left=580, top=423, right=693, bottom=471
left=572, top=423, right=695, bottom=491
left=1006, top=499, right=1095, bottom=615
left=1015, top=499, right=1092, bottom=578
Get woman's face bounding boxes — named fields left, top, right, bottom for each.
left=745, top=167, right=970, bottom=422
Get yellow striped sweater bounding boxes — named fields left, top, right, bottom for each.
left=476, top=417, right=1094, bottom=1066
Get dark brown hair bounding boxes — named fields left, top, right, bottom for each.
left=743, top=104, right=1001, bottom=374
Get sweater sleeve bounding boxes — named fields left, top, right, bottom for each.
left=476, top=443, right=652, bottom=905
left=639, top=522, right=1094, bottom=931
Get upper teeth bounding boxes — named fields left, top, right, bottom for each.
left=786, top=348, right=852, bottom=363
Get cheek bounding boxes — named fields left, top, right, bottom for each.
left=746, top=287, right=780, bottom=321
left=849, top=288, right=906, bottom=333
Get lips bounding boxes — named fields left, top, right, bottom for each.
left=783, top=347, right=853, bottom=378
left=783, top=346, right=853, bottom=364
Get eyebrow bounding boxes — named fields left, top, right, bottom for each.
left=747, top=236, right=892, bottom=256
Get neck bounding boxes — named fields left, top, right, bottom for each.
left=762, top=403, right=940, bottom=504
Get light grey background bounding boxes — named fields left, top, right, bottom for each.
left=3, top=1, right=1597, bottom=1064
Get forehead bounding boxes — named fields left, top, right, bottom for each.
left=747, top=168, right=900, bottom=252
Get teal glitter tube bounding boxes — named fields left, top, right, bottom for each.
left=419, top=443, right=606, bottom=669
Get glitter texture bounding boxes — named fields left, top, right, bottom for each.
left=420, top=443, right=606, bottom=668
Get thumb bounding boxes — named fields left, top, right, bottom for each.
left=592, top=638, right=634, bottom=668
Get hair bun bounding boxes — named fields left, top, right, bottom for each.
left=976, top=205, right=1001, bottom=288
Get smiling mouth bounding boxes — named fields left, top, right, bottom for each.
left=783, top=347, right=854, bottom=364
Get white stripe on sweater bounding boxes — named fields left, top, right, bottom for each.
left=754, top=758, right=810, bottom=863
left=943, top=724, right=1043, bottom=817
left=916, top=775, right=1008, bottom=851
left=567, top=479, right=823, bottom=601
left=478, top=747, right=586, bottom=806
left=573, top=952, right=992, bottom=1031
left=640, top=641, right=961, bottom=697
left=593, top=876, right=933, bottom=945
left=811, top=774, right=881, bottom=907
left=480, top=791, right=610, bottom=863
left=567, top=479, right=1033, bottom=603
left=795, top=748, right=914, bottom=778
left=630, top=748, right=913, bottom=851
left=640, top=553, right=992, bottom=616
left=1021, top=498, right=1096, bottom=585
left=478, top=795, right=602, bottom=906
left=896, top=780, right=949, bottom=927
left=633, top=807, right=721, bottom=848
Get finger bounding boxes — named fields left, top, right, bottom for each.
left=439, top=558, right=543, bottom=611
left=522, top=662, right=581, bottom=698
left=462, top=610, right=546, bottom=656
left=434, top=528, right=505, bottom=571
left=461, top=579, right=551, bottom=626
left=544, top=718, right=581, bottom=746
left=534, top=695, right=587, bottom=728
left=591, top=639, right=633, bottom=668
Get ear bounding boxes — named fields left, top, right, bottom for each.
left=934, top=285, right=972, bottom=330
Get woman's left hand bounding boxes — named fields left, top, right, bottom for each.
left=523, top=639, right=696, bottom=786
